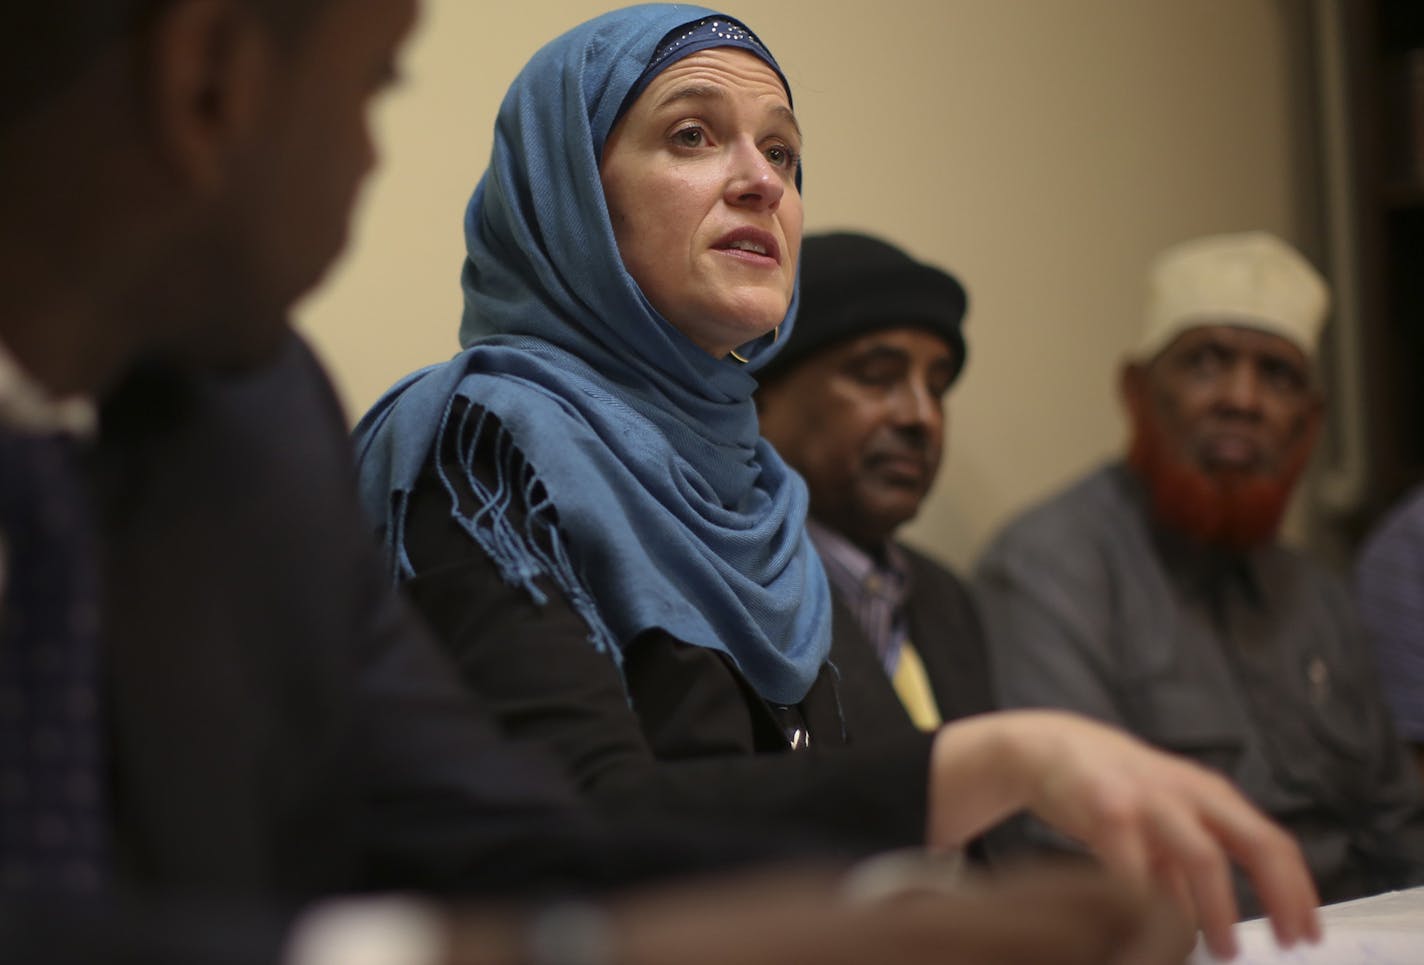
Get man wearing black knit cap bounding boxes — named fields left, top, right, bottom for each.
left=758, top=232, right=992, bottom=739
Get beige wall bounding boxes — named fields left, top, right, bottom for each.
left=299, top=0, right=1319, bottom=571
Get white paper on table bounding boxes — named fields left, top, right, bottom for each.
left=1188, top=887, right=1424, bottom=964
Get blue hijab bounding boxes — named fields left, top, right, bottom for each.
left=353, top=4, right=831, bottom=705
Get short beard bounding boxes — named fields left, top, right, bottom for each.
left=1124, top=399, right=1311, bottom=552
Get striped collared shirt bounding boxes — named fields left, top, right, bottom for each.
left=806, top=518, right=911, bottom=674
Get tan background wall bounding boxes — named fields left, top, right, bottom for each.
left=299, top=0, right=1321, bottom=571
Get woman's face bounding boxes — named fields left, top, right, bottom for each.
left=601, top=47, right=803, bottom=358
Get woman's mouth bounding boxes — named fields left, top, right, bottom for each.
left=714, top=228, right=780, bottom=266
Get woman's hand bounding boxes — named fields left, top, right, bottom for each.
left=925, top=709, right=1321, bottom=959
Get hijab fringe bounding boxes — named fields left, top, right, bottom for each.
left=385, top=395, right=622, bottom=670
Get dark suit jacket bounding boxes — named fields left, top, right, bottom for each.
left=88, top=336, right=720, bottom=902
left=827, top=543, right=996, bottom=742
left=2, top=337, right=795, bottom=961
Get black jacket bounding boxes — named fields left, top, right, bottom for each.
left=401, top=400, right=941, bottom=854
left=91, top=337, right=750, bottom=900
left=2, top=338, right=821, bottom=962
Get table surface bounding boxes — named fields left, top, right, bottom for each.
left=1189, top=887, right=1424, bottom=964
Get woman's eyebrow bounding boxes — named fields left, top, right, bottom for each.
left=772, top=104, right=802, bottom=139
left=653, top=83, right=725, bottom=111
left=652, top=84, right=802, bottom=137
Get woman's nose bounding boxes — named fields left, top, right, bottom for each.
left=724, top=139, right=784, bottom=210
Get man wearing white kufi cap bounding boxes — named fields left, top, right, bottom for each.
left=1136, top=230, right=1330, bottom=363
left=976, top=230, right=1424, bottom=912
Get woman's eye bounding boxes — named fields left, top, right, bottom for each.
left=765, top=144, right=797, bottom=168
left=673, top=127, right=705, bottom=148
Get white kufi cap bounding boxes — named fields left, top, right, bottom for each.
left=1136, top=231, right=1330, bottom=361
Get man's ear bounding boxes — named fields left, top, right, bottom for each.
left=142, top=0, right=273, bottom=191
left=1118, top=359, right=1147, bottom=410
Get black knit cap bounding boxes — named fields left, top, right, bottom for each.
left=759, top=232, right=968, bottom=385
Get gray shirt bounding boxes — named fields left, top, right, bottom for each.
left=974, top=462, right=1424, bottom=907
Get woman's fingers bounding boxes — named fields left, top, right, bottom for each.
left=1192, top=779, right=1322, bottom=947
left=926, top=710, right=1321, bottom=954
left=999, top=710, right=1319, bottom=954
left=1138, top=792, right=1239, bottom=958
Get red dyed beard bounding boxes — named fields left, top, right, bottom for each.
left=1124, top=397, right=1313, bottom=552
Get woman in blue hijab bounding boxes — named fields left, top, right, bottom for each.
left=357, top=2, right=923, bottom=846
left=353, top=7, right=1321, bottom=949
left=356, top=4, right=850, bottom=770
